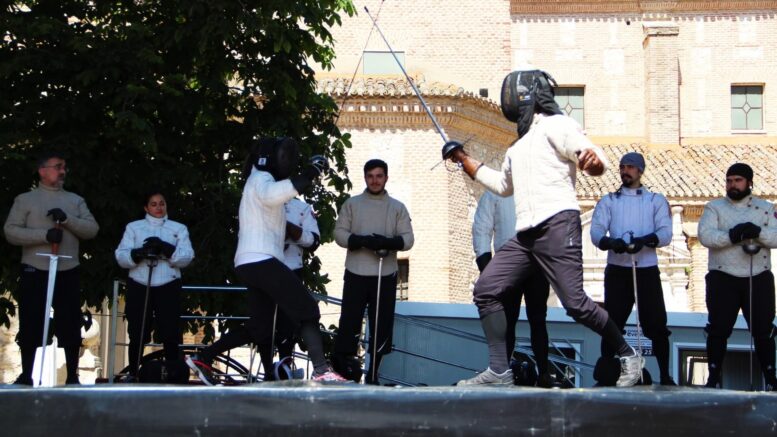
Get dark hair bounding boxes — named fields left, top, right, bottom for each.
left=143, top=189, right=166, bottom=207
left=36, top=151, right=66, bottom=168
left=363, top=159, right=388, bottom=176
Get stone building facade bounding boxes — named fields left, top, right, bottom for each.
left=3, top=0, right=777, bottom=383
left=315, top=0, right=777, bottom=314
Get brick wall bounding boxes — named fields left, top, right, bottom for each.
left=323, top=0, right=512, bottom=101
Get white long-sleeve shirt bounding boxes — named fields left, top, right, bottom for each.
left=283, top=198, right=320, bottom=271
left=698, top=195, right=777, bottom=277
left=472, top=191, right=516, bottom=257
left=115, top=214, right=194, bottom=286
left=590, top=186, right=672, bottom=268
left=235, top=168, right=299, bottom=266
left=474, top=113, right=608, bottom=231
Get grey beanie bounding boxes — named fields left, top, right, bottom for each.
left=620, top=152, right=645, bottom=172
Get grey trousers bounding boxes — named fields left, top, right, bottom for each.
left=473, top=210, right=609, bottom=332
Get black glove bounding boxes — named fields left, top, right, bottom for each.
left=46, top=228, right=63, bottom=244
left=371, top=233, right=404, bottom=251
left=626, top=233, right=659, bottom=254
left=476, top=253, right=492, bottom=272
left=130, top=248, right=147, bottom=263
left=636, top=233, right=659, bottom=248
left=729, top=222, right=760, bottom=244
left=143, top=237, right=176, bottom=258
left=626, top=239, right=643, bottom=254
left=347, top=234, right=369, bottom=250
left=362, top=234, right=384, bottom=251
left=310, top=155, right=329, bottom=175
left=598, top=237, right=628, bottom=254
left=741, top=222, right=761, bottom=240
left=290, top=156, right=330, bottom=194
left=286, top=222, right=303, bottom=241
left=47, top=208, right=67, bottom=223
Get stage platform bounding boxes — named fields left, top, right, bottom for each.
left=2, top=382, right=776, bottom=436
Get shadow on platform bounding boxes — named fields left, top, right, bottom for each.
left=2, top=381, right=776, bottom=436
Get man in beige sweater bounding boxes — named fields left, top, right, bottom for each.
left=4, top=151, right=99, bottom=385
left=333, top=159, right=414, bottom=384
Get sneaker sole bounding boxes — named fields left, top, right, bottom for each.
left=185, top=356, right=214, bottom=386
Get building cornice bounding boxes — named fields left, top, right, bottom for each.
left=335, top=96, right=518, bottom=146
left=510, top=1, right=777, bottom=14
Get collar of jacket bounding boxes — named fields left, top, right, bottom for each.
left=145, top=214, right=168, bottom=226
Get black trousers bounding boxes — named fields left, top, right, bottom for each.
left=502, top=268, right=550, bottom=372
left=125, top=278, right=182, bottom=375
left=17, top=264, right=82, bottom=349
left=200, top=270, right=301, bottom=365
left=705, top=269, right=776, bottom=377
left=601, top=265, right=671, bottom=355
left=236, top=259, right=320, bottom=347
left=334, top=269, right=398, bottom=358
left=17, top=264, right=82, bottom=380
left=474, top=210, right=609, bottom=331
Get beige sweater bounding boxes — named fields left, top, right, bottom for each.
left=698, top=195, right=777, bottom=277
left=334, top=190, right=414, bottom=276
left=4, top=184, right=99, bottom=271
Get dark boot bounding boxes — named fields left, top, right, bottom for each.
left=17, top=346, right=35, bottom=385
left=763, top=365, right=777, bottom=392
left=705, top=364, right=722, bottom=388
left=64, top=345, right=80, bottom=385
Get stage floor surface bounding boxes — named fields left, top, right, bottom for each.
left=2, top=382, right=776, bottom=436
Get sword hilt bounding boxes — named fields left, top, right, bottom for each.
left=51, top=221, right=61, bottom=255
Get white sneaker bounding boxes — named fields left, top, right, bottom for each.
left=456, top=368, right=514, bottom=386
left=616, top=354, right=645, bottom=387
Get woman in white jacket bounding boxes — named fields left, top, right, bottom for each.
left=115, top=191, right=194, bottom=378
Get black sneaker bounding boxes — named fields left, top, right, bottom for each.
left=537, top=372, right=557, bottom=388
left=13, top=375, right=33, bottom=386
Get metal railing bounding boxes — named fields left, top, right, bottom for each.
left=107, top=281, right=594, bottom=386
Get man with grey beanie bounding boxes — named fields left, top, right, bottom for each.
left=591, top=152, right=675, bottom=385
left=698, top=163, right=777, bottom=390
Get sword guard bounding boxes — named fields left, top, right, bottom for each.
left=442, top=141, right=463, bottom=160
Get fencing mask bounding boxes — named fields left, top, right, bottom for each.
left=253, top=137, right=300, bottom=180
left=500, top=68, right=562, bottom=137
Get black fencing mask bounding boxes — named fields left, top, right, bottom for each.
left=501, top=68, right=562, bottom=137
left=254, top=137, right=299, bottom=180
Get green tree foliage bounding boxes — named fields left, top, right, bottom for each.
left=0, top=0, right=355, bottom=336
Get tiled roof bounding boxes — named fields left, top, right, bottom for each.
left=578, top=144, right=777, bottom=200
left=317, top=76, right=490, bottom=102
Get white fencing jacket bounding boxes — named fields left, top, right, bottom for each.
left=590, top=186, right=672, bottom=268
left=475, top=113, right=608, bottom=232
left=115, top=214, right=194, bottom=287
left=235, top=168, right=299, bottom=266
left=699, top=195, right=777, bottom=278
left=283, top=198, right=320, bottom=271
left=472, top=191, right=516, bottom=256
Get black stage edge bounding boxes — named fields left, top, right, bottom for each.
left=2, top=382, right=776, bottom=436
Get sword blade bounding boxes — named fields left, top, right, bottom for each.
left=364, top=6, right=449, bottom=144
left=38, top=255, right=59, bottom=386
